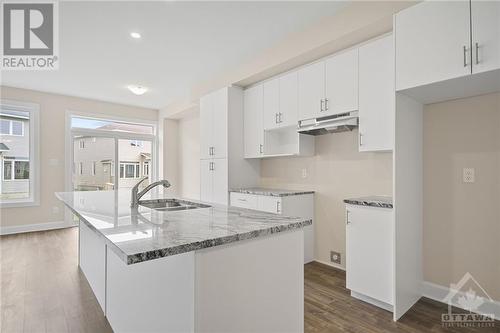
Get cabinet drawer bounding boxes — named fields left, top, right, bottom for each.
left=258, top=196, right=282, bottom=214
left=230, top=193, right=259, bottom=210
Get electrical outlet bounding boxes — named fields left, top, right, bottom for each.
left=330, top=251, right=341, bottom=264
left=301, top=168, right=307, bottom=179
left=463, top=168, right=475, bottom=183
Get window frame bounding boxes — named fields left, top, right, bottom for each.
left=0, top=100, right=40, bottom=207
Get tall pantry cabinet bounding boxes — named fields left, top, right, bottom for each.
left=200, top=86, right=260, bottom=205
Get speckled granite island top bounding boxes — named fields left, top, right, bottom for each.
left=56, top=190, right=311, bottom=265
left=230, top=187, right=314, bottom=197
left=343, top=196, right=393, bottom=209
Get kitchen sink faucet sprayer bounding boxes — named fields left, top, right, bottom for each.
left=131, top=177, right=171, bottom=208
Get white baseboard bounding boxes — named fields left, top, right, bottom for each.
left=422, top=281, right=500, bottom=320
left=313, top=259, right=346, bottom=271
left=0, top=221, right=77, bottom=235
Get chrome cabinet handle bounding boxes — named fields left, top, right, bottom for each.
left=475, top=42, right=479, bottom=65
left=259, top=144, right=263, bottom=154
left=275, top=113, right=278, bottom=124
left=320, top=99, right=324, bottom=112
left=346, top=210, right=351, bottom=224
left=359, top=133, right=363, bottom=146
left=463, top=45, right=468, bottom=67
left=278, top=112, right=282, bottom=123
left=276, top=201, right=281, bottom=214
left=238, top=198, right=247, bottom=202
left=325, top=98, right=329, bottom=111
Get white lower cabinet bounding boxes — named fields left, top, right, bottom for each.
left=230, top=192, right=314, bottom=263
left=200, top=159, right=228, bottom=205
left=346, top=204, right=393, bottom=308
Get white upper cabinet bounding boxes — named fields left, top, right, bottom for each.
left=395, top=1, right=471, bottom=90
left=325, top=48, right=359, bottom=115
left=200, top=95, right=213, bottom=160
left=263, top=78, right=280, bottom=130
left=358, top=35, right=394, bottom=152
left=200, top=89, right=227, bottom=159
left=211, top=88, right=228, bottom=159
left=244, top=85, right=264, bottom=158
left=278, top=71, right=298, bottom=127
left=298, top=61, right=325, bottom=121
left=471, top=0, right=500, bottom=74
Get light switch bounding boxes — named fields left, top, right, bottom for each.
left=463, top=168, right=475, bottom=183
left=301, top=168, right=307, bottom=179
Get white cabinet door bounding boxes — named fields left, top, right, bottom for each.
left=346, top=205, right=393, bottom=305
left=211, top=89, right=228, bottom=159
left=244, top=85, right=264, bottom=158
left=263, top=78, right=280, bottom=130
left=395, top=1, right=471, bottom=90
left=358, top=35, right=394, bottom=152
left=258, top=196, right=282, bottom=214
left=212, top=159, right=228, bottom=205
left=200, top=95, right=213, bottom=160
left=298, top=61, right=325, bottom=121
left=471, top=0, right=500, bottom=74
left=279, top=71, right=298, bottom=127
left=325, top=48, right=359, bottom=115
left=200, top=160, right=213, bottom=202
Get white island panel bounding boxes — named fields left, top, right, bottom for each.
left=106, top=249, right=195, bottom=333
left=195, top=230, right=304, bottom=333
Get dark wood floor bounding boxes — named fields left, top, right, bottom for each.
left=1, top=228, right=498, bottom=332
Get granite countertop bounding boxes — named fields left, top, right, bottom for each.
left=56, top=190, right=311, bottom=265
left=230, top=187, right=314, bottom=197
left=343, top=196, right=393, bottom=209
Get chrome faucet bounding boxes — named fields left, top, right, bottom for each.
left=131, top=177, right=171, bottom=208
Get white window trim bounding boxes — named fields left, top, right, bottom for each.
left=0, top=100, right=40, bottom=208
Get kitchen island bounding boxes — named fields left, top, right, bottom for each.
left=56, top=190, right=311, bottom=333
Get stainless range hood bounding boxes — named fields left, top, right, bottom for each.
left=297, top=111, right=358, bottom=136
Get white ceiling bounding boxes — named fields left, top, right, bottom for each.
left=1, top=1, right=348, bottom=109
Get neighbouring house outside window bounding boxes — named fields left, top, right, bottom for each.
left=0, top=101, right=39, bottom=206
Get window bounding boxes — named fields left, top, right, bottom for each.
left=71, top=116, right=154, bottom=135
left=143, top=161, right=149, bottom=176
left=0, top=101, right=39, bottom=207
left=2, top=160, right=29, bottom=180
left=3, top=161, right=12, bottom=179
left=79, top=140, right=85, bottom=149
left=91, top=161, right=96, bottom=176
left=130, top=140, right=143, bottom=147
left=14, top=161, right=29, bottom=179
left=0, top=119, right=24, bottom=136
left=119, top=162, right=140, bottom=179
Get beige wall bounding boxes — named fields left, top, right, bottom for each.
left=0, top=86, right=158, bottom=228
left=423, top=92, right=500, bottom=300
left=177, top=112, right=200, bottom=200
left=260, top=130, right=393, bottom=269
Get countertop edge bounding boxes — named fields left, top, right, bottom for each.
left=230, top=189, right=315, bottom=197
left=343, top=199, right=393, bottom=209
left=126, top=219, right=312, bottom=265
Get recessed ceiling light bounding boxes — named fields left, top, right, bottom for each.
left=127, top=85, right=148, bottom=95
left=130, top=32, right=141, bottom=39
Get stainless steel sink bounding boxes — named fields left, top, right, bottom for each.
left=139, top=199, right=211, bottom=212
